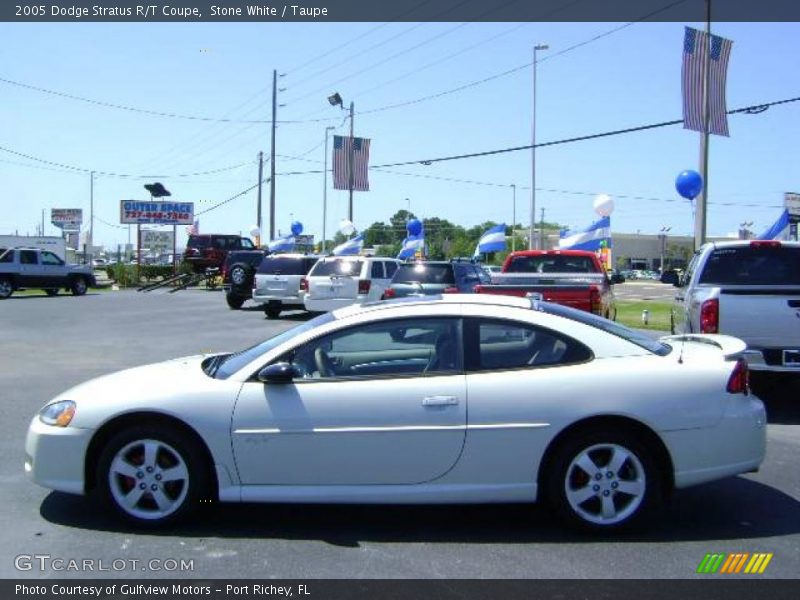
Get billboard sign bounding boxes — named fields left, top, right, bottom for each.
left=51, top=208, right=83, bottom=230
left=141, top=230, right=175, bottom=255
left=785, top=192, right=800, bottom=218
left=120, top=200, right=194, bottom=225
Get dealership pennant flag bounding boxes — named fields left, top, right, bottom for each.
left=397, top=233, right=425, bottom=259
left=559, top=217, right=611, bottom=251
left=757, top=209, right=790, bottom=240
left=474, top=223, right=507, bottom=256
left=267, top=234, right=295, bottom=253
left=682, top=26, right=733, bottom=136
left=332, top=233, right=364, bottom=256
left=332, top=136, right=371, bottom=191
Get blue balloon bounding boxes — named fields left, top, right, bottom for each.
left=290, top=221, right=303, bottom=236
left=406, top=218, right=423, bottom=237
left=675, top=170, right=703, bottom=200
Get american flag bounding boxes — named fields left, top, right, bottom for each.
left=332, top=135, right=370, bottom=191
left=682, top=27, right=733, bottom=136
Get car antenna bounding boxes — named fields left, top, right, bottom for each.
left=678, top=336, right=685, bottom=365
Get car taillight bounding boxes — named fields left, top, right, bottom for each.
left=299, top=277, right=308, bottom=292
left=589, top=286, right=601, bottom=315
left=443, top=287, right=459, bottom=294
left=358, top=279, right=371, bottom=294
left=726, top=358, right=749, bottom=394
left=700, top=298, right=719, bottom=333
left=750, top=240, right=781, bottom=248
left=382, top=287, right=396, bottom=299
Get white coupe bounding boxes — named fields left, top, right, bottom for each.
left=25, top=295, right=766, bottom=531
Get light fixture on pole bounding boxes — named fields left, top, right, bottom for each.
left=322, top=125, right=335, bottom=253
left=529, top=43, right=548, bottom=250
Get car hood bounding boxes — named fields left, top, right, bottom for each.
left=47, top=355, right=240, bottom=428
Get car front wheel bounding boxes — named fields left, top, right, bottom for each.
left=0, top=277, right=14, bottom=299
left=97, top=426, right=210, bottom=526
left=546, top=430, right=660, bottom=532
left=70, top=276, right=88, bottom=296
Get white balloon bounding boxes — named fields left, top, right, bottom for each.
left=593, top=194, right=614, bottom=217
left=249, top=226, right=261, bottom=237
left=339, top=219, right=356, bottom=236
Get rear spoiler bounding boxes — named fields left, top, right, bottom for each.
left=658, top=334, right=747, bottom=360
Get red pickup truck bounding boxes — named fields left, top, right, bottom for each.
left=474, top=250, right=617, bottom=319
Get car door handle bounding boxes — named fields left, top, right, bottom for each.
left=422, top=396, right=459, bottom=406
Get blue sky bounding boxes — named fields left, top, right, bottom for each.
left=0, top=20, right=797, bottom=248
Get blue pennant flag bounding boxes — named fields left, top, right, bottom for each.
left=267, top=234, right=295, bottom=253
left=474, top=223, right=506, bottom=256
left=758, top=209, right=790, bottom=240
left=397, top=234, right=425, bottom=259
left=332, top=233, right=364, bottom=256
left=558, top=217, right=611, bottom=251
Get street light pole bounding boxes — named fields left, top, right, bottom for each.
left=530, top=43, right=548, bottom=250
left=322, top=126, right=335, bottom=253
left=89, top=170, right=94, bottom=264
left=658, top=226, right=671, bottom=271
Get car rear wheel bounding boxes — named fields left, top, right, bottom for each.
left=226, top=295, right=245, bottom=310
left=70, top=276, right=88, bottom=296
left=264, top=306, right=282, bottom=319
left=97, top=425, right=209, bottom=526
left=546, top=430, right=660, bottom=532
left=0, top=277, right=14, bottom=299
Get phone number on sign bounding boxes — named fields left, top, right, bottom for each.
left=124, top=211, right=190, bottom=221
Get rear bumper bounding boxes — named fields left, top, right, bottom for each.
left=252, top=291, right=304, bottom=307
left=743, top=348, right=800, bottom=373
left=305, top=295, right=367, bottom=312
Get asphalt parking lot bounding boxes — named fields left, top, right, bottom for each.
left=1, top=288, right=799, bottom=579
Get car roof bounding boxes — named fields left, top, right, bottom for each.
left=332, top=293, right=533, bottom=320
left=705, top=240, right=800, bottom=250
left=265, top=253, right=321, bottom=259
left=507, top=249, right=597, bottom=257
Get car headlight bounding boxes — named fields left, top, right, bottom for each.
left=39, top=400, right=76, bottom=427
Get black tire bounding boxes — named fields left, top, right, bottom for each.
left=44, top=289, right=59, bottom=296
left=545, top=429, right=661, bottom=533
left=96, top=425, right=210, bottom=527
left=226, top=295, right=245, bottom=310
left=70, top=276, right=88, bottom=296
left=0, top=277, right=14, bottom=299
left=264, top=305, right=282, bottom=319
left=229, top=265, right=248, bottom=287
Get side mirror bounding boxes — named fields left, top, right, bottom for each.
left=257, top=362, right=300, bottom=384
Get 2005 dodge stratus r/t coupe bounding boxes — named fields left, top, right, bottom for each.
left=25, top=295, right=766, bottom=532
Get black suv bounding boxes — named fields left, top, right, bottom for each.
left=184, top=234, right=255, bottom=274
left=222, top=249, right=268, bottom=309
left=382, top=260, right=490, bottom=299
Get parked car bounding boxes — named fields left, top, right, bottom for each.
left=383, top=260, right=490, bottom=299
left=473, top=250, right=617, bottom=319
left=304, top=256, right=400, bottom=312
left=672, top=240, right=800, bottom=377
left=660, top=269, right=682, bottom=285
left=608, top=269, right=626, bottom=284
left=25, top=294, right=765, bottom=531
left=183, top=234, right=255, bottom=274
left=221, top=249, right=268, bottom=310
left=0, top=247, right=96, bottom=298
left=482, top=264, right=502, bottom=275
left=252, top=253, right=321, bottom=318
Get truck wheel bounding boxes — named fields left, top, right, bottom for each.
left=45, top=289, right=59, bottom=296
left=264, top=306, right=282, bottom=319
left=0, top=277, right=13, bottom=299
left=226, top=295, right=245, bottom=310
left=70, top=276, right=88, bottom=296
left=230, top=265, right=247, bottom=286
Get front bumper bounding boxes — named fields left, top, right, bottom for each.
left=25, top=417, right=94, bottom=495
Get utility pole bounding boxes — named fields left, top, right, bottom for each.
left=695, top=0, right=712, bottom=249
left=269, top=69, right=277, bottom=240
left=540, top=207, right=546, bottom=249
left=530, top=44, right=548, bottom=250
left=348, top=101, right=355, bottom=222
left=322, top=126, right=335, bottom=253
left=41, top=209, right=45, bottom=237
left=256, top=151, right=263, bottom=246
left=89, top=171, right=94, bottom=264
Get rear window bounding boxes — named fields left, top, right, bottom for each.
left=187, top=236, right=210, bottom=249
left=506, top=255, right=597, bottom=274
left=311, top=259, right=363, bottom=277
left=258, top=256, right=309, bottom=275
left=393, top=264, right=455, bottom=284
left=699, top=246, right=800, bottom=285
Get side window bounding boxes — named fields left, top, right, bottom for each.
left=371, top=261, right=385, bottom=279
left=40, top=251, right=64, bottom=266
left=385, top=261, right=398, bottom=278
left=240, top=238, right=255, bottom=249
left=276, top=318, right=462, bottom=380
left=467, top=319, right=591, bottom=372
left=20, top=250, right=38, bottom=265
left=476, top=266, right=491, bottom=284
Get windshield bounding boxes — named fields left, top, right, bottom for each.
left=534, top=301, right=671, bottom=356
left=212, top=312, right=336, bottom=379
left=310, top=259, right=363, bottom=277
left=186, top=236, right=209, bottom=249
left=699, top=246, right=800, bottom=285
left=393, top=263, right=455, bottom=284
left=506, top=255, right=598, bottom=274
left=259, top=256, right=314, bottom=275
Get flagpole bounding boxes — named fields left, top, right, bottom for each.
left=348, top=101, right=354, bottom=222
left=695, top=0, right=712, bottom=250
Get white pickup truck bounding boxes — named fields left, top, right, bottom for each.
left=671, top=239, right=800, bottom=376
left=0, top=247, right=96, bottom=299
